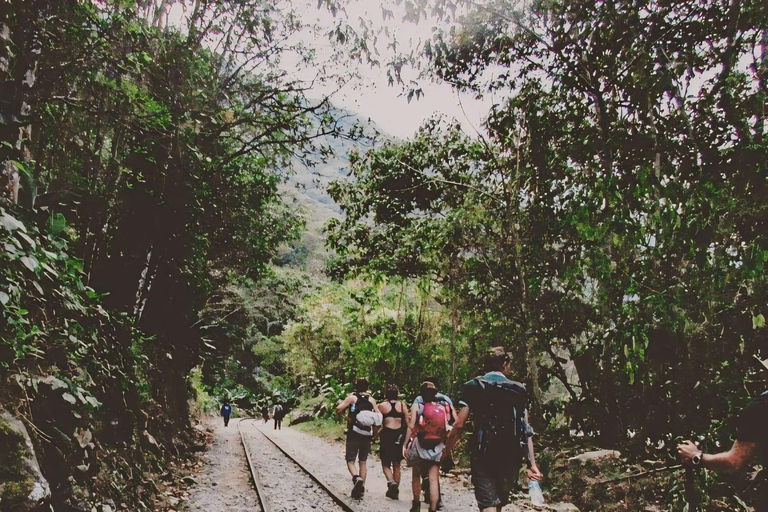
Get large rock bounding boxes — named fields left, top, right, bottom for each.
left=0, top=410, right=51, bottom=510
left=567, top=449, right=621, bottom=464
left=547, top=503, right=580, bottom=511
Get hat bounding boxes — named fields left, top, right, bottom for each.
left=488, top=346, right=512, bottom=361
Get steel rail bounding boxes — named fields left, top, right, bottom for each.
left=237, top=418, right=272, bottom=512
left=252, top=421, right=358, bottom=512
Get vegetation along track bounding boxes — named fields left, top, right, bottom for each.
left=237, top=419, right=358, bottom=512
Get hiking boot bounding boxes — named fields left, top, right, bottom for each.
left=386, top=482, right=399, bottom=500
left=410, top=500, right=421, bottom=512
left=351, top=476, right=365, bottom=499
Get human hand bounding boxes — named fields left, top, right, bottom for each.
left=527, top=465, right=543, bottom=481
left=677, top=441, right=701, bottom=465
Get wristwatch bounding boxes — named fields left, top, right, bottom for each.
left=691, top=451, right=703, bottom=466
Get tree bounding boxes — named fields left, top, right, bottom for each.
left=325, top=0, right=768, bottom=455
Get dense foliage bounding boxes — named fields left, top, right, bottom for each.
left=0, top=206, right=162, bottom=509
left=2, top=0, right=767, bottom=510
left=1, top=0, right=344, bottom=509
left=320, top=1, right=768, bottom=508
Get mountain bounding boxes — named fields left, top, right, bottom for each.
left=277, top=108, right=388, bottom=275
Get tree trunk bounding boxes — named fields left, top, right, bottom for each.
left=0, top=0, right=49, bottom=204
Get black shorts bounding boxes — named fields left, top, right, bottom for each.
left=471, top=459, right=520, bottom=510
left=379, top=427, right=405, bottom=466
left=345, top=431, right=372, bottom=462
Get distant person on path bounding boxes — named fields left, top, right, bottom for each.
left=677, top=356, right=768, bottom=510
left=273, top=403, right=284, bottom=430
left=404, top=381, right=451, bottom=512
left=261, top=406, right=270, bottom=424
left=414, top=377, right=456, bottom=510
left=220, top=401, right=232, bottom=427
left=337, top=378, right=382, bottom=499
left=378, top=384, right=409, bottom=500
left=444, top=347, right=542, bottom=512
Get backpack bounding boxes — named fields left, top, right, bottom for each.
left=474, top=378, right=529, bottom=464
left=349, top=393, right=375, bottom=433
left=414, top=401, right=450, bottom=449
left=222, top=405, right=231, bottom=416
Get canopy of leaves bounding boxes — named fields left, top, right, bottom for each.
left=326, top=0, right=768, bottom=478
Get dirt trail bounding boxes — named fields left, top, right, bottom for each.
left=184, top=417, right=261, bottom=512
left=185, top=418, right=566, bottom=512
left=247, top=421, right=516, bottom=512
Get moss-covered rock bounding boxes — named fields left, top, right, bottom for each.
left=0, top=411, right=50, bottom=511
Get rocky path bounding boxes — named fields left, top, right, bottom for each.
left=245, top=420, right=477, bottom=512
left=240, top=422, right=346, bottom=512
left=184, top=417, right=261, bottom=512
left=184, top=418, right=571, bottom=512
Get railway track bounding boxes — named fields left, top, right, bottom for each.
left=237, top=419, right=358, bottom=512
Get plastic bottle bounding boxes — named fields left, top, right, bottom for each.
left=528, top=480, right=546, bottom=506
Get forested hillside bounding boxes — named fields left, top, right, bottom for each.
left=1, top=1, right=767, bottom=511
left=0, top=1, right=344, bottom=509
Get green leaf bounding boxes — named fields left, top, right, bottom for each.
left=62, top=392, right=76, bottom=404
left=43, top=376, right=68, bottom=390
left=0, top=211, right=26, bottom=232
left=0, top=291, right=9, bottom=305
left=16, top=231, right=36, bottom=248
left=753, top=314, right=765, bottom=329
left=20, top=255, right=39, bottom=272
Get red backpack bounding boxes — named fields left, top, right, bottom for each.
left=414, top=401, right=450, bottom=448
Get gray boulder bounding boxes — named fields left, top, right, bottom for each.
left=567, top=449, right=621, bottom=464
left=0, top=410, right=51, bottom=510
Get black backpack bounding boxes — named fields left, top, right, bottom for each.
left=348, top=393, right=374, bottom=432
left=473, top=378, right=529, bottom=465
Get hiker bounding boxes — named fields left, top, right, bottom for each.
left=677, top=356, right=768, bottom=510
left=273, top=403, right=284, bottom=430
left=404, top=381, right=451, bottom=512
left=378, top=384, right=409, bottom=500
left=444, top=347, right=542, bottom=512
left=413, top=377, right=456, bottom=510
left=220, top=401, right=232, bottom=427
left=336, top=378, right=382, bottom=499
left=261, top=406, right=269, bottom=424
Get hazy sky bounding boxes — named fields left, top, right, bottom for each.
left=166, top=0, right=493, bottom=138
left=286, top=0, right=493, bottom=139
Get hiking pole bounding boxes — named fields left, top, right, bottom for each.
left=684, top=467, right=701, bottom=512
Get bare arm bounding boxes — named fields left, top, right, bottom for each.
left=678, top=440, right=759, bottom=474
left=370, top=397, right=381, bottom=436
left=336, top=394, right=354, bottom=414
left=403, top=401, right=420, bottom=454
left=444, top=405, right=470, bottom=456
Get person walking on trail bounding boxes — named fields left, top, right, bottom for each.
left=337, top=378, right=382, bottom=499
left=404, top=381, right=451, bottom=512
left=677, top=356, right=768, bottom=510
left=444, top=347, right=543, bottom=512
left=261, top=406, right=269, bottom=424
left=413, top=378, right=456, bottom=510
left=220, top=401, right=232, bottom=427
left=377, top=384, right=409, bottom=500
left=273, top=403, right=284, bottom=430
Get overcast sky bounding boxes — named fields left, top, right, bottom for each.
left=285, top=0, right=493, bottom=139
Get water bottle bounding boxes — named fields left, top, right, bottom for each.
left=528, top=480, right=546, bottom=506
